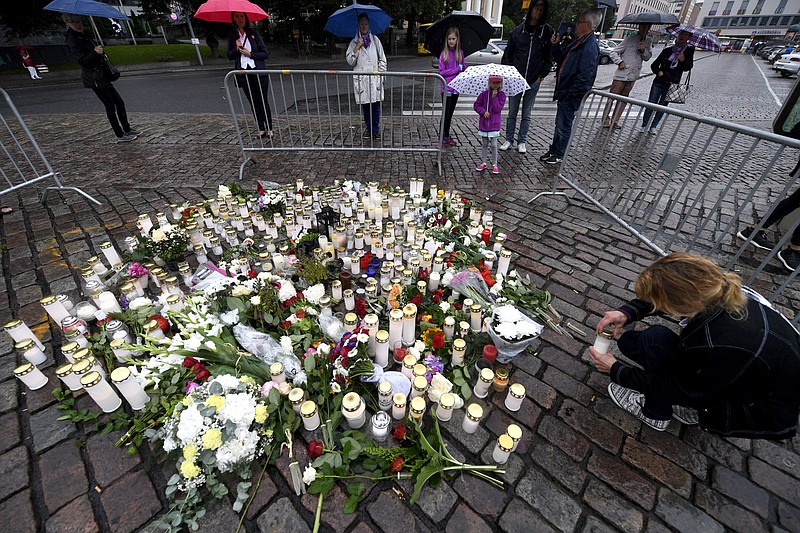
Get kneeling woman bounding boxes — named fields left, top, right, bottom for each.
left=589, top=252, right=800, bottom=439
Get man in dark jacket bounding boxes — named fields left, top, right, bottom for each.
left=540, top=9, right=600, bottom=165
left=499, top=0, right=553, bottom=154
left=63, top=14, right=138, bottom=142
left=641, top=29, right=694, bottom=133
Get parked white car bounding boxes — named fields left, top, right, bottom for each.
left=774, top=53, right=800, bottom=77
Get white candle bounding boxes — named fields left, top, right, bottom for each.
left=55, top=363, right=82, bottom=391
left=392, top=393, right=407, bottom=420
left=80, top=371, right=122, bottom=413
left=409, top=396, right=426, bottom=426
left=351, top=255, right=361, bottom=275
left=370, top=411, right=391, bottom=443
left=15, top=338, right=46, bottom=365
left=344, top=313, right=358, bottom=332
left=341, top=392, right=367, bottom=429
left=462, top=403, right=483, bottom=434
left=137, top=214, right=153, bottom=235
left=272, top=253, right=285, bottom=270
left=443, top=316, right=455, bottom=340
left=388, top=308, right=403, bottom=351
left=378, top=381, right=393, bottom=411
left=451, top=338, right=466, bottom=366
left=4, top=319, right=45, bottom=351
left=301, top=401, right=321, bottom=431
left=593, top=331, right=614, bottom=354
left=402, top=354, right=416, bottom=379
left=507, top=423, right=523, bottom=452
left=331, top=280, right=343, bottom=300
left=364, top=314, right=379, bottom=356
left=497, top=248, right=512, bottom=277
left=99, top=241, right=123, bottom=268
left=109, top=338, right=132, bottom=363
left=96, top=291, right=122, bottom=314
left=410, top=376, right=428, bottom=399
left=289, top=388, right=305, bottom=414
left=14, top=362, right=48, bottom=390
left=504, top=383, right=526, bottom=412
left=427, top=271, right=440, bottom=292
left=492, top=434, right=513, bottom=464
left=375, top=330, right=390, bottom=368
left=473, top=368, right=494, bottom=399
left=40, top=295, right=71, bottom=326
left=470, top=304, right=482, bottom=331
left=401, top=304, right=417, bottom=345
left=111, top=367, right=150, bottom=410
left=436, top=393, right=454, bottom=422
left=270, top=362, right=285, bottom=384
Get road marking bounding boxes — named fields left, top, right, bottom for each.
left=751, top=55, right=782, bottom=106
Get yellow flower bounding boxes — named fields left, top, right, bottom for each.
left=180, top=460, right=201, bottom=479
left=240, top=375, right=256, bottom=387
left=181, top=396, right=192, bottom=407
left=205, top=395, right=225, bottom=412
left=182, top=444, right=198, bottom=460
left=254, top=404, right=268, bottom=424
left=421, top=327, right=442, bottom=348
left=202, top=428, right=223, bottom=450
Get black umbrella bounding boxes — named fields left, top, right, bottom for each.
left=617, top=12, right=680, bottom=25
left=425, top=11, right=495, bottom=59
left=595, top=0, right=618, bottom=8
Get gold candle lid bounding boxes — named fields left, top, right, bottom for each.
left=509, top=383, right=526, bottom=399
left=439, top=393, right=454, bottom=409
left=413, top=364, right=426, bottom=378
left=598, top=330, right=614, bottom=340
left=466, top=403, right=483, bottom=421
left=4, top=319, right=22, bottom=329
left=402, top=303, right=417, bottom=318
left=166, top=294, right=181, bottom=305
left=470, top=303, right=482, bottom=313
left=79, top=371, right=102, bottom=388
left=87, top=256, right=99, bottom=265
left=331, top=279, right=342, bottom=287
left=410, top=396, right=426, bottom=414
left=288, top=388, right=305, bottom=403
left=444, top=316, right=455, bottom=326
left=376, top=330, right=389, bottom=343
left=14, top=362, right=35, bottom=376
left=343, top=289, right=354, bottom=298
left=120, top=282, right=135, bottom=293
left=319, top=295, right=331, bottom=306
left=452, top=338, right=466, bottom=351
left=110, top=367, right=132, bottom=382
left=497, top=434, right=514, bottom=452
left=40, top=295, right=57, bottom=305
left=389, top=308, right=404, bottom=321
left=73, top=347, right=91, bottom=361
left=270, top=362, right=284, bottom=376
left=500, top=248, right=512, bottom=258
left=55, top=363, right=74, bottom=377
left=342, top=392, right=362, bottom=412
left=507, top=423, right=522, bottom=441
left=109, top=338, right=125, bottom=349
left=480, top=368, right=495, bottom=383
left=61, top=341, right=78, bottom=354
left=72, top=358, right=94, bottom=375
left=99, top=241, right=113, bottom=250
left=378, top=381, right=392, bottom=395
left=412, top=376, right=428, bottom=391
left=402, top=354, right=417, bottom=368
left=393, top=393, right=406, bottom=407
left=459, top=321, right=470, bottom=331
left=145, top=320, right=160, bottom=332
left=495, top=368, right=509, bottom=380
left=364, top=314, right=379, bottom=327
left=344, top=312, right=358, bottom=325
left=300, top=400, right=317, bottom=418
left=14, top=338, right=35, bottom=351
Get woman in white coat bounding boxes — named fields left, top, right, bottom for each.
left=602, top=23, right=652, bottom=129
left=346, top=14, right=387, bottom=139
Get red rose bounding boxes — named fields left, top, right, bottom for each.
left=418, top=268, right=429, bottom=281
left=390, top=457, right=404, bottom=473
left=355, top=299, right=367, bottom=319
left=182, top=357, right=197, bottom=368
left=308, top=440, right=324, bottom=460
left=432, top=289, right=444, bottom=304
left=411, top=294, right=422, bottom=307
left=296, top=292, right=304, bottom=300
left=454, top=303, right=462, bottom=311
left=432, top=331, right=445, bottom=350
left=279, top=320, right=291, bottom=330
left=192, top=362, right=204, bottom=373
left=248, top=269, right=257, bottom=278
left=360, top=253, right=373, bottom=270
left=392, top=423, right=406, bottom=441
left=196, top=369, right=211, bottom=382
left=296, top=309, right=306, bottom=319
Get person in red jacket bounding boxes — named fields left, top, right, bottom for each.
left=20, top=50, right=42, bottom=80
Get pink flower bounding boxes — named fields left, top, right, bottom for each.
left=185, top=381, right=200, bottom=394
left=261, top=381, right=281, bottom=396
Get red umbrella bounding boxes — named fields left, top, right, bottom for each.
left=194, top=0, right=268, bottom=23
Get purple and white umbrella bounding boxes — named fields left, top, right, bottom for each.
left=665, top=24, right=721, bottom=52
left=448, top=64, right=530, bottom=97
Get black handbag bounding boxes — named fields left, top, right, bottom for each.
left=665, top=71, right=691, bottom=104
left=102, top=54, right=120, bottom=82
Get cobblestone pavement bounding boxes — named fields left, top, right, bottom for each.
left=1, top=64, right=800, bottom=532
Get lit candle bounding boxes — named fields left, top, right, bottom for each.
left=96, top=292, right=122, bottom=314
left=4, top=319, right=45, bottom=351
left=409, top=396, right=426, bottom=425
left=401, top=304, right=417, bottom=345
left=375, top=330, right=390, bottom=368
left=459, top=321, right=470, bottom=339
left=378, top=381, right=393, bottom=411
left=15, top=338, right=46, bottom=365
left=343, top=289, right=355, bottom=311
left=470, top=304, right=482, bottom=331
left=370, top=411, right=391, bottom=443
left=55, top=363, right=82, bottom=391
left=593, top=330, right=614, bottom=355
left=270, top=362, right=285, bottom=384
left=300, top=401, right=321, bottom=431
left=40, top=295, right=71, bottom=326
left=462, top=403, right=483, bottom=434
left=443, top=316, right=455, bottom=340
left=341, top=392, right=367, bottom=429
left=451, top=338, right=466, bottom=366
left=110, top=367, right=150, bottom=410
left=497, top=248, right=512, bottom=277
left=492, top=434, right=513, bottom=464
left=473, top=368, right=494, bottom=399
left=504, top=383, right=526, bottom=412
left=289, top=388, right=306, bottom=414
left=80, top=371, right=122, bottom=413
left=14, top=362, right=48, bottom=390
left=410, top=376, right=428, bottom=400
left=99, top=241, right=123, bottom=268
left=507, top=423, right=523, bottom=452
left=436, top=393, right=454, bottom=422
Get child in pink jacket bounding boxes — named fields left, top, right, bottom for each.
left=474, top=75, right=507, bottom=174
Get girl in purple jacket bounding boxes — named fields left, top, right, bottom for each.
left=474, top=75, right=507, bottom=174
left=438, top=27, right=465, bottom=146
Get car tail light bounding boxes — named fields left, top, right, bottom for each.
left=792, top=58, right=800, bottom=62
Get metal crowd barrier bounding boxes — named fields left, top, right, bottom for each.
left=222, top=70, right=447, bottom=179
left=534, top=89, right=800, bottom=323
left=0, top=88, right=101, bottom=205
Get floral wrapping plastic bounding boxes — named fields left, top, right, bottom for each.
left=486, top=304, right=544, bottom=363
left=232, top=323, right=307, bottom=385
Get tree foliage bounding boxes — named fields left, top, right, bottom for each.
left=0, top=0, right=64, bottom=38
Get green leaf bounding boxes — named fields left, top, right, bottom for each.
left=347, top=482, right=365, bottom=497
left=307, top=477, right=334, bottom=496
left=410, top=464, right=443, bottom=505
left=226, top=297, right=246, bottom=313
left=343, top=493, right=361, bottom=514
left=304, top=353, right=315, bottom=374
left=460, top=382, right=472, bottom=400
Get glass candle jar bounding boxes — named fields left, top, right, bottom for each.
left=401, top=304, right=417, bottom=345
left=593, top=330, right=614, bottom=355
left=63, top=329, right=87, bottom=350
left=4, top=319, right=45, bottom=351
left=410, top=375, right=428, bottom=400
left=492, top=368, right=509, bottom=393
left=459, top=321, right=470, bottom=339
left=289, top=388, right=306, bottom=414
left=392, top=393, right=407, bottom=420
left=436, top=393, right=454, bottom=422
left=482, top=344, right=498, bottom=364
left=14, top=362, right=48, bottom=390
left=451, top=338, right=466, bottom=366
left=409, top=396, right=426, bottom=425
left=401, top=354, right=417, bottom=379
left=80, top=371, right=122, bottom=413
left=40, top=295, right=71, bottom=326
left=341, top=392, right=367, bottom=429
left=87, top=255, right=108, bottom=276
left=270, top=362, right=285, bottom=383
left=15, top=338, right=47, bottom=365
left=443, top=316, right=456, bottom=340
left=61, top=315, right=88, bottom=337
left=492, top=434, right=514, bottom=464
left=507, top=423, right=523, bottom=452
left=343, top=289, right=355, bottom=311
left=462, top=403, right=483, bottom=434
left=344, top=312, right=358, bottom=332
left=105, top=319, right=128, bottom=341
left=111, top=367, right=150, bottom=410
left=378, top=381, right=393, bottom=411
left=473, top=368, right=494, bottom=399
left=375, top=330, right=390, bottom=368
left=497, top=249, right=512, bottom=277
left=55, top=363, right=82, bottom=391
left=504, top=383, right=526, bottom=412
left=300, top=400, right=321, bottom=431
left=371, top=411, right=391, bottom=443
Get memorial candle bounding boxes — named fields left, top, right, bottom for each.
left=15, top=338, right=46, bottom=365
left=388, top=308, right=403, bottom=352
left=462, top=403, right=483, bottom=434
left=443, top=316, right=456, bottom=340
left=40, top=295, right=71, bottom=326
left=375, top=330, right=390, bottom=368
left=497, top=248, right=512, bottom=277
left=289, top=388, right=306, bottom=414
left=401, top=304, right=417, bottom=345
left=492, top=434, right=513, bottom=464
left=4, top=319, right=45, bottom=351
left=55, top=363, right=82, bottom=391
left=111, top=367, right=150, bottom=410
left=392, top=393, right=407, bottom=420
left=99, top=241, right=123, bottom=268
left=343, top=289, right=355, bottom=311
left=436, top=393, right=454, bottom=422
left=473, top=368, right=494, bottom=399
left=341, top=392, right=367, bottom=429
left=80, top=371, right=122, bottom=413
left=507, top=423, right=523, bottom=452
left=451, top=338, right=466, bottom=366
left=14, top=362, right=48, bottom=390
left=593, top=330, right=614, bottom=354
left=378, top=381, right=393, bottom=411
left=504, top=383, right=526, bottom=412
left=300, top=401, right=321, bottom=431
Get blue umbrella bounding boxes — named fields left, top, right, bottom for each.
left=324, top=2, right=392, bottom=38
left=44, top=0, right=130, bottom=20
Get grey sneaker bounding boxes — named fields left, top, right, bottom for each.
left=608, top=383, right=670, bottom=431
left=116, top=133, right=137, bottom=142
left=672, top=405, right=699, bottom=425
left=500, top=140, right=512, bottom=151
left=125, top=129, right=141, bottom=136
left=517, top=142, right=527, bottom=154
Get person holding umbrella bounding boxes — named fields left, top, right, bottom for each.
left=228, top=11, right=272, bottom=139
left=602, top=23, right=652, bottom=129
left=347, top=13, right=388, bottom=139
left=641, top=29, right=694, bottom=134
left=500, top=0, right=553, bottom=154
left=63, top=14, right=139, bottom=142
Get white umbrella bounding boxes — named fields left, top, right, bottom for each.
left=448, top=64, right=531, bottom=97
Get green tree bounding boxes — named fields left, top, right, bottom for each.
left=0, top=0, right=63, bottom=38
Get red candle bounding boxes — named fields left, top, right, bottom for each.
left=481, top=228, right=491, bottom=245
left=394, top=346, right=407, bottom=363
left=482, top=344, right=497, bottom=363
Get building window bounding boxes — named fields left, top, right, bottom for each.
left=737, top=0, right=749, bottom=15
left=709, top=1, right=719, bottom=15
left=758, top=15, right=769, bottom=25
left=753, top=0, right=764, bottom=14
left=723, top=1, right=733, bottom=15
left=775, top=0, right=786, bottom=13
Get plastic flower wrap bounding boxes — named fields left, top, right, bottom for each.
left=328, top=328, right=375, bottom=393
left=447, top=268, right=493, bottom=307
left=487, top=304, right=544, bottom=363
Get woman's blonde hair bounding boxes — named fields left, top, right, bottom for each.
left=441, top=27, right=463, bottom=64
left=635, top=252, right=747, bottom=319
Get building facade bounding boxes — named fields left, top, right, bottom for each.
left=462, top=0, right=505, bottom=27
left=612, top=0, right=675, bottom=37
left=697, top=0, right=800, bottom=38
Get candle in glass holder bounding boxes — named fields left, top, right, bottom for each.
left=375, top=330, right=390, bottom=368
left=401, top=304, right=417, bottom=345
left=370, top=411, right=391, bottom=443
left=593, top=330, right=614, bottom=355
left=436, top=393, right=454, bottom=422
left=15, top=338, right=46, bottom=365
left=378, top=381, right=393, bottom=411
left=40, top=295, right=71, bottom=326
left=473, top=368, right=494, bottom=399
left=344, top=312, right=358, bottom=332
left=80, top=371, right=122, bottom=413
left=300, top=400, right=321, bottom=431
left=451, top=338, right=466, bottom=366
left=341, top=392, right=367, bottom=429
left=270, top=362, right=285, bottom=383
left=111, top=367, right=150, bottom=410
left=507, top=423, right=523, bottom=452
left=65, top=328, right=88, bottom=348
left=392, top=393, right=407, bottom=420
left=99, top=241, right=123, bottom=268
left=343, top=289, right=355, bottom=311
left=443, top=316, right=456, bottom=340
left=497, top=248, right=512, bottom=277
left=388, top=309, right=403, bottom=351
left=409, top=396, right=426, bottom=425
left=14, top=362, right=48, bottom=390
left=55, top=363, right=82, bottom=391
left=289, top=388, right=306, bottom=413
left=504, top=383, right=526, bottom=412
left=4, top=319, right=45, bottom=351
left=493, top=368, right=509, bottom=393
left=470, top=304, right=482, bottom=331
left=492, top=434, right=514, bottom=464
left=462, top=403, right=483, bottom=434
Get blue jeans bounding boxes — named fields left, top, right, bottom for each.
left=362, top=102, right=381, bottom=134
left=504, top=83, right=540, bottom=144
left=549, top=97, right=581, bottom=158
left=642, top=82, right=670, bottom=129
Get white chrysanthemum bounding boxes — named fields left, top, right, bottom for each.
left=176, top=404, right=205, bottom=445
left=162, top=434, right=178, bottom=453
left=215, top=430, right=259, bottom=472
left=302, top=466, right=317, bottom=485
left=356, top=333, right=370, bottom=344
left=495, top=306, right=523, bottom=324
left=494, top=322, right=520, bottom=340
left=212, top=374, right=240, bottom=391
left=277, top=280, right=297, bottom=302
left=303, top=284, right=325, bottom=305
left=517, top=321, right=540, bottom=337
left=441, top=271, right=455, bottom=287
left=128, top=297, right=153, bottom=310
left=250, top=295, right=261, bottom=306
left=219, top=392, right=256, bottom=426
left=280, top=336, right=294, bottom=354
left=218, top=184, right=232, bottom=198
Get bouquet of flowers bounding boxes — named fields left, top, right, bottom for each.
left=445, top=268, right=493, bottom=308
left=138, top=223, right=190, bottom=263
left=486, top=304, right=543, bottom=363
left=328, top=328, right=376, bottom=394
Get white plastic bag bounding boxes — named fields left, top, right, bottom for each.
left=232, top=323, right=307, bottom=385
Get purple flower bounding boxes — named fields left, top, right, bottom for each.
left=128, top=262, right=149, bottom=278
left=185, top=381, right=200, bottom=394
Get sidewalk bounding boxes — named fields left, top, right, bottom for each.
left=0, top=109, right=798, bottom=533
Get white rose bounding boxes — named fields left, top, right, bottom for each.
left=303, top=466, right=317, bottom=485
left=413, top=340, right=425, bottom=353
left=439, top=301, right=451, bottom=313
left=150, top=228, right=166, bottom=242
left=218, top=185, right=232, bottom=198
left=231, top=284, right=253, bottom=297
left=427, top=374, right=453, bottom=403
left=250, top=295, right=261, bottom=306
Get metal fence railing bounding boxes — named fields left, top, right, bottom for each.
left=533, top=89, right=800, bottom=323
left=0, top=88, right=100, bottom=206
left=222, top=70, right=447, bottom=179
